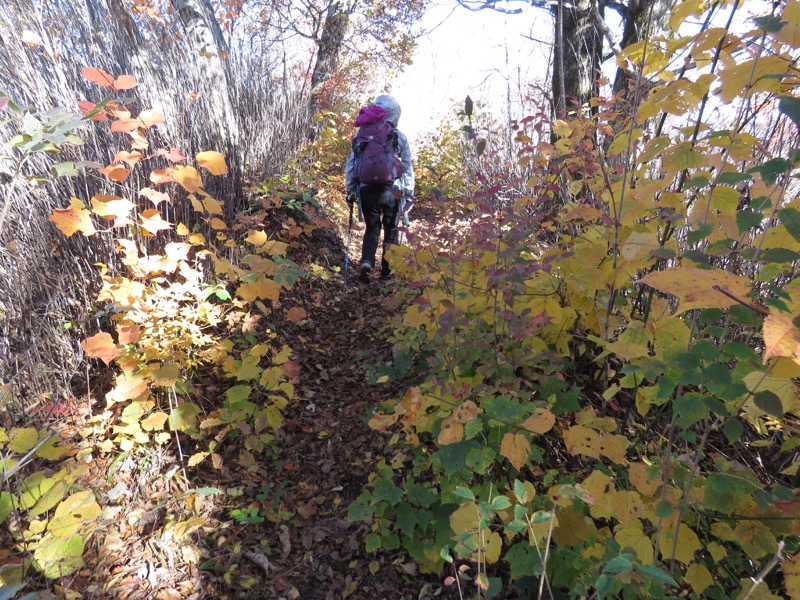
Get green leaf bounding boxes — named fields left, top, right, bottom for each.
left=753, top=15, right=786, bottom=32
left=779, top=96, right=800, bottom=127
left=723, top=419, right=744, bottom=444
left=603, top=554, right=634, bottom=574
left=717, top=172, right=752, bottom=186
left=9, top=428, right=39, bottom=453
left=0, top=492, right=14, bottom=525
left=491, top=495, right=512, bottom=510
left=373, top=479, right=403, bottom=504
left=748, top=157, right=790, bottom=186
left=51, top=162, right=78, bottom=178
left=453, top=486, right=475, bottom=501
left=594, top=574, right=616, bottom=600
left=169, top=401, right=201, bottom=432
left=466, top=446, right=496, bottom=473
left=736, top=209, right=763, bottom=233
left=0, top=584, right=27, bottom=600
left=483, top=395, right=527, bottom=423
left=635, top=564, right=679, bottom=587
left=513, top=479, right=527, bottom=504
left=686, top=222, right=713, bottom=245
left=506, top=542, right=542, bottom=579
left=760, top=247, right=800, bottom=263
left=193, top=487, right=221, bottom=496
left=778, top=208, right=800, bottom=243
left=365, top=532, right=381, bottom=553
left=393, top=503, right=419, bottom=536
left=655, top=500, right=674, bottom=518
left=673, top=393, right=707, bottom=428
left=754, top=390, right=784, bottom=417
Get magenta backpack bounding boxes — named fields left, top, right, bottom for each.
left=352, top=105, right=405, bottom=186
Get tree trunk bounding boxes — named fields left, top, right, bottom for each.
left=612, top=0, right=674, bottom=103
left=310, top=1, right=350, bottom=112
left=552, top=0, right=603, bottom=116
left=171, top=0, right=240, bottom=151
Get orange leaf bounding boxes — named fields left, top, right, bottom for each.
left=98, top=164, right=131, bottom=182
left=763, top=311, right=800, bottom=365
left=522, top=407, right=556, bottom=435
left=139, top=209, right=173, bottom=235
left=157, top=148, right=187, bottom=163
left=90, top=195, right=134, bottom=226
left=563, top=425, right=602, bottom=460
left=400, top=387, right=422, bottom=426
left=149, top=169, right=175, bottom=185
left=81, top=66, right=115, bottom=87
left=138, top=109, right=164, bottom=128
left=112, top=74, right=138, bottom=90
left=21, top=29, right=43, bottom=45
left=49, top=198, right=96, bottom=237
left=139, top=187, right=171, bottom=206
left=500, top=432, right=531, bottom=470
left=113, top=150, right=143, bottom=167
left=81, top=332, right=121, bottom=365
left=77, top=101, right=108, bottom=121
left=438, top=415, right=464, bottom=445
left=174, top=165, right=203, bottom=193
left=286, top=307, right=307, bottom=322
left=128, top=129, right=149, bottom=150
left=453, top=400, right=478, bottom=424
left=105, top=102, right=131, bottom=120
left=116, top=323, right=140, bottom=345
left=110, top=119, right=140, bottom=134
left=196, top=151, right=228, bottom=175
left=281, top=361, right=301, bottom=379
left=209, top=217, right=227, bottom=230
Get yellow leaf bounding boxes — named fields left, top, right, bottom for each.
left=196, top=151, right=228, bottom=175
left=140, top=411, right=169, bottom=431
left=245, top=230, right=268, bottom=246
left=599, top=434, right=630, bottom=465
left=500, top=432, right=531, bottom=470
left=657, top=523, right=701, bottom=564
left=449, top=501, right=479, bottom=535
left=628, top=462, right=660, bottom=496
left=202, top=195, right=224, bottom=215
left=563, top=425, right=601, bottom=460
left=782, top=551, right=800, bottom=600
left=209, top=217, right=227, bottom=230
left=640, top=267, right=751, bottom=313
left=237, top=278, right=281, bottom=302
left=49, top=197, right=96, bottom=237
left=10, top=427, right=40, bottom=453
left=264, top=240, right=289, bottom=257
left=483, top=530, right=502, bottom=564
left=521, top=407, right=555, bottom=434
left=763, top=310, right=800, bottom=365
left=686, top=563, right=713, bottom=595
left=615, top=524, right=653, bottom=565
left=174, top=165, right=203, bottom=193
left=48, top=490, right=101, bottom=539
left=669, top=0, right=704, bottom=32
left=187, top=452, right=209, bottom=467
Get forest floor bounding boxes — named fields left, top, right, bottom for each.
left=196, top=200, right=452, bottom=600
left=199, top=198, right=451, bottom=599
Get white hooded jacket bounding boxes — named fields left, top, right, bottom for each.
left=345, top=94, right=415, bottom=198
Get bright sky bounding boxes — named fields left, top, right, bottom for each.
left=388, top=1, right=553, bottom=144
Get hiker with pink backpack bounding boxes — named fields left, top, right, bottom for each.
left=345, top=95, right=415, bottom=283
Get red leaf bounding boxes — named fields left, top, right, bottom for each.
left=158, top=148, right=187, bottom=163
left=81, top=66, right=115, bottom=88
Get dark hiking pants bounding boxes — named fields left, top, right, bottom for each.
left=359, top=184, right=400, bottom=277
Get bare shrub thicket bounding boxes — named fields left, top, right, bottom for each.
left=0, top=0, right=312, bottom=408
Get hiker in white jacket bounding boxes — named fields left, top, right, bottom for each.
left=345, top=94, right=415, bottom=282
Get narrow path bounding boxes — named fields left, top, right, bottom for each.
left=250, top=209, right=442, bottom=599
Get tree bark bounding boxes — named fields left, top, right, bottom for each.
left=309, top=1, right=350, bottom=112
left=171, top=0, right=240, bottom=151
left=552, top=0, right=603, bottom=116
left=612, top=0, right=674, bottom=103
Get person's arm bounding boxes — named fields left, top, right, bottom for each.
left=345, top=149, right=356, bottom=192
left=395, top=131, right=415, bottom=198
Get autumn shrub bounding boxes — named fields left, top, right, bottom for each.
left=0, top=69, right=310, bottom=586
left=350, top=4, right=800, bottom=598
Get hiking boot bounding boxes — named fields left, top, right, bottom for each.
left=359, top=261, right=372, bottom=283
